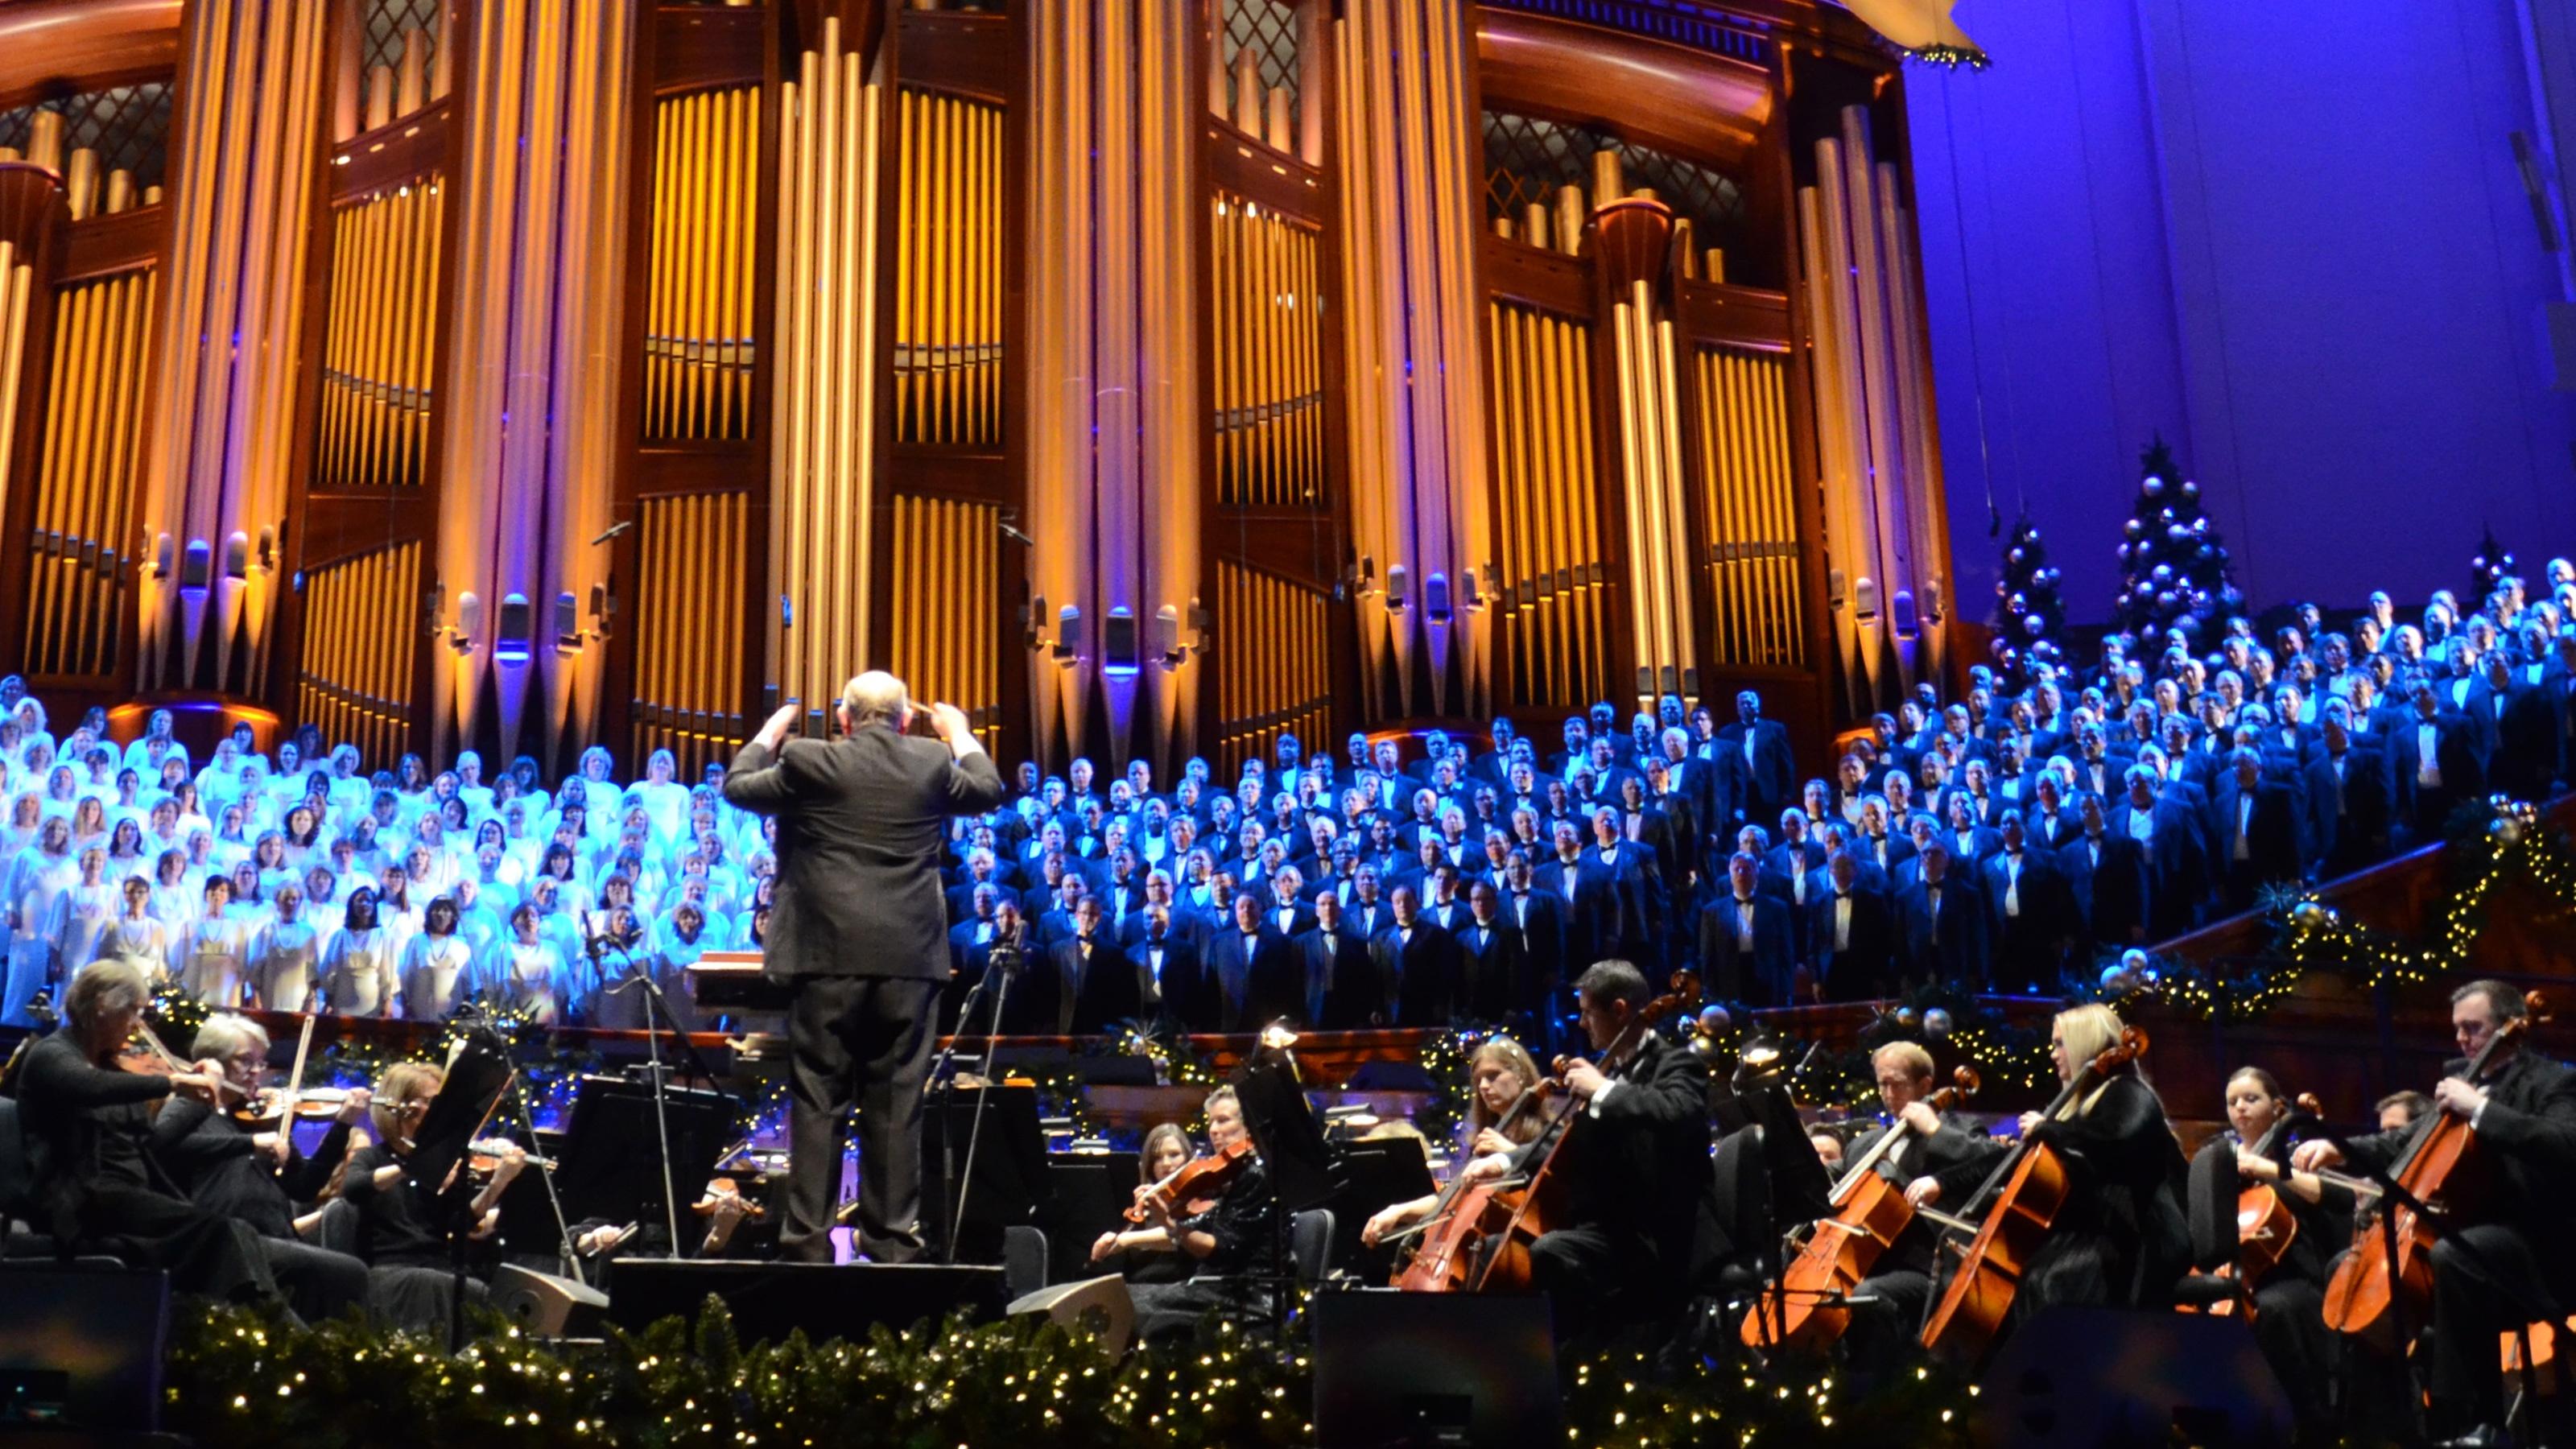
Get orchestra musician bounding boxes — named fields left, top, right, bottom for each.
left=1356, top=1038, right=1548, bottom=1250
left=1831, top=1042, right=2007, bottom=1368
left=2207, top=1066, right=2343, bottom=1440
left=10, top=960, right=285, bottom=1306
left=152, top=1013, right=376, bottom=1323
left=339, top=1060, right=527, bottom=1327
left=1454, top=960, right=1715, bottom=1342
left=1999, top=1003, right=2188, bottom=1319
left=2292, top=980, right=2576, bottom=1445
left=1085, top=1122, right=1200, bottom=1286
left=1119, top=1086, right=1280, bottom=1343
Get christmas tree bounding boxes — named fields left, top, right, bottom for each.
left=2111, top=436, right=2241, bottom=650
left=2470, top=523, right=2515, bottom=603
left=1991, top=512, right=2066, bottom=692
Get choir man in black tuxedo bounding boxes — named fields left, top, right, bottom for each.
left=1126, top=906, right=1209, bottom=1033
left=2113, top=767, right=2206, bottom=941
left=1896, top=840, right=1990, bottom=989
left=2393, top=680, right=2483, bottom=841
left=1454, top=881, right=1533, bottom=1024
left=1718, top=690, right=1799, bottom=828
left=1295, top=894, right=1381, bottom=1029
left=1805, top=850, right=1896, bottom=1000
left=1370, top=886, right=1455, bottom=1026
left=2293, top=981, right=2576, bottom=1444
left=1536, top=821, right=1613, bottom=968
left=1205, top=892, right=1298, bottom=1032
left=2306, top=705, right=2394, bottom=875
left=1698, top=852, right=1797, bottom=1005
left=2211, top=747, right=2306, bottom=911
left=2060, top=793, right=2149, bottom=952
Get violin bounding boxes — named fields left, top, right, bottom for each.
left=2321, top=991, right=2547, bottom=1346
left=692, top=1175, right=768, bottom=1223
left=120, top=1026, right=250, bottom=1105
left=231, top=1087, right=356, bottom=1129
left=1743, top=1066, right=1981, bottom=1352
left=1398, top=969, right=1699, bottom=1296
left=1919, top=1025, right=2149, bottom=1368
left=1125, top=1135, right=1256, bottom=1223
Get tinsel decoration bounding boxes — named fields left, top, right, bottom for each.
left=2109, top=435, right=2241, bottom=648
left=162, top=1297, right=1983, bottom=1449
left=1989, top=511, right=2066, bottom=692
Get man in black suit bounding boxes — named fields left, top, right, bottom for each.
left=2306, top=704, right=2393, bottom=876
left=1719, top=690, right=1798, bottom=828
left=1978, top=811, right=2071, bottom=992
left=1205, top=892, right=1298, bottom=1032
left=1127, top=905, right=1208, bottom=1033
left=1295, top=894, right=1379, bottom=1029
left=1454, top=880, right=1531, bottom=1024
left=1497, top=849, right=1567, bottom=1030
left=1049, top=898, right=1140, bottom=1035
left=1371, top=886, right=1456, bottom=1026
left=1453, top=960, right=1715, bottom=1340
left=1806, top=850, right=1894, bottom=1000
left=1698, top=851, right=1797, bottom=1005
left=2211, top=747, right=2305, bottom=912
left=2060, top=793, right=2149, bottom=954
left=2395, top=679, right=2483, bottom=842
left=1896, top=841, right=1990, bottom=989
left=721, top=672, right=1008, bottom=1264
left=2294, top=981, right=2576, bottom=1443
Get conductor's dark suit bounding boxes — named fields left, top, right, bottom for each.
left=723, top=722, right=1008, bottom=1264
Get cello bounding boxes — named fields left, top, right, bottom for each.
left=1918, top=1025, right=2149, bottom=1367
left=2179, top=1090, right=2322, bottom=1318
left=2320, top=991, right=2547, bottom=1347
left=1392, top=970, right=1698, bottom=1294
left=1385, top=1080, right=1554, bottom=1292
left=1741, top=1066, right=1980, bottom=1352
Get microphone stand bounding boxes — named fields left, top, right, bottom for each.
left=938, top=935, right=1018, bottom=1264
left=588, top=915, right=730, bottom=1257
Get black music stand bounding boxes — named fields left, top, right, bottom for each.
left=406, top=1030, right=516, bottom=1351
left=921, top=1084, right=1053, bottom=1264
left=1331, top=1139, right=1439, bottom=1278
left=548, top=1076, right=737, bottom=1254
left=1230, top=1038, right=1345, bottom=1344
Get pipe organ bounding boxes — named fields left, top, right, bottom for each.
left=892, top=88, right=1002, bottom=450
left=316, top=183, right=442, bottom=489
left=646, top=86, right=759, bottom=443
left=1, top=0, right=1947, bottom=774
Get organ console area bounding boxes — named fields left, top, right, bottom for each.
left=0, top=0, right=1958, bottom=771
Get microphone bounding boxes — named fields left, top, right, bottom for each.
left=590, top=519, right=635, bottom=546
left=997, top=518, right=1036, bottom=549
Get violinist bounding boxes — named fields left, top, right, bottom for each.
left=1827, top=1042, right=2004, bottom=1368
left=1085, top=1123, right=1200, bottom=1285
left=1358, top=1038, right=1548, bottom=1250
left=2375, top=1088, right=2429, bottom=1132
left=1120, top=1086, right=1280, bottom=1343
left=2291, top=980, right=2576, bottom=1445
left=2209, top=1067, right=2341, bottom=1440
left=2000, top=1003, right=2187, bottom=1319
left=1454, top=960, right=1714, bottom=1341
left=10, top=960, right=285, bottom=1306
left=151, top=1013, right=375, bottom=1321
left=339, top=1060, right=529, bottom=1327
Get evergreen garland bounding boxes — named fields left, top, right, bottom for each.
left=2108, top=436, right=2241, bottom=650
left=1988, top=512, right=2066, bottom=693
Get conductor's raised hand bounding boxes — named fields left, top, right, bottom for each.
left=928, top=701, right=973, bottom=741
left=753, top=704, right=800, bottom=750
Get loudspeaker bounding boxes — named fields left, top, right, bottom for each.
left=1974, top=1307, right=2292, bottom=1448
left=0, top=1261, right=168, bottom=1432
left=1312, top=1290, right=1560, bottom=1448
left=606, top=1261, right=1007, bottom=1346
left=493, top=1263, right=610, bottom=1337
left=1007, top=1274, right=1135, bottom=1356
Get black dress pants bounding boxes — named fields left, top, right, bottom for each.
left=2426, top=1222, right=2559, bottom=1434
left=782, top=975, right=940, bottom=1265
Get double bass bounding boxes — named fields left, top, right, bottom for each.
left=1741, top=1066, right=1980, bottom=1352
left=1391, top=970, right=1698, bottom=1294
left=1919, top=1026, right=2149, bottom=1366
left=2320, top=991, right=2547, bottom=1346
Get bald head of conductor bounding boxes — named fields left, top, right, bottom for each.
left=749, top=671, right=985, bottom=758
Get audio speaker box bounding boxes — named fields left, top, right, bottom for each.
left=1006, top=1274, right=1135, bottom=1356
left=606, top=1261, right=1007, bottom=1346
left=1973, top=1307, right=2292, bottom=1448
left=1311, top=1290, right=1560, bottom=1448
left=493, top=1263, right=610, bottom=1337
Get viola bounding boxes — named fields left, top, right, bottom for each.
left=1919, top=1025, right=2149, bottom=1368
left=1125, top=1136, right=1256, bottom=1224
left=1743, top=1066, right=1980, bottom=1352
left=1401, top=969, right=1700, bottom=1295
left=2321, top=992, right=2546, bottom=1347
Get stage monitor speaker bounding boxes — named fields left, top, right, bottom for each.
left=606, top=1261, right=1007, bottom=1346
left=0, top=1261, right=169, bottom=1433
left=493, top=1263, right=610, bottom=1338
left=1312, top=1290, right=1559, bottom=1448
left=1974, top=1307, right=2291, bottom=1448
left=1006, top=1274, right=1134, bottom=1356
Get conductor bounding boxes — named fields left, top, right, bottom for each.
left=723, top=672, right=1008, bottom=1263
